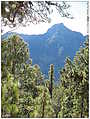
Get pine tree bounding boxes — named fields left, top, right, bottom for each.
left=1, top=73, right=19, bottom=117
left=1, top=35, right=30, bottom=117
left=58, top=38, right=89, bottom=118
left=29, top=86, right=54, bottom=118
left=48, top=64, right=54, bottom=98
left=33, top=64, right=44, bottom=85
left=58, top=58, right=75, bottom=118
left=1, top=35, right=29, bottom=79
left=73, top=39, right=89, bottom=117
left=52, top=85, right=61, bottom=117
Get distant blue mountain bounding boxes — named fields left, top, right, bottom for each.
left=2, top=23, right=86, bottom=79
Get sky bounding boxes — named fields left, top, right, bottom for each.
left=2, top=1, right=88, bottom=36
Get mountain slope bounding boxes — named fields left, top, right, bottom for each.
left=2, top=23, right=86, bottom=79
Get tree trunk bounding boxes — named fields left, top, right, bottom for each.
left=42, top=90, right=46, bottom=118
left=81, top=96, right=84, bottom=118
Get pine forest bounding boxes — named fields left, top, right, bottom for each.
left=1, top=1, right=89, bottom=118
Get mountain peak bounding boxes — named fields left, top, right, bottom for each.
left=50, top=23, right=65, bottom=29
left=58, top=23, right=64, bottom=26
left=46, top=23, right=71, bottom=37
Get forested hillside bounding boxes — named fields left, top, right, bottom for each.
left=1, top=35, right=89, bottom=118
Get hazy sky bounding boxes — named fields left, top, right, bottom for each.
left=3, top=1, right=88, bottom=36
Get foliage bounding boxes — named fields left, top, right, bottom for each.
left=1, top=35, right=89, bottom=118
left=1, top=35, right=30, bottom=117
left=30, top=86, right=54, bottom=118
left=1, top=1, right=72, bottom=28
left=1, top=35, right=29, bottom=78
left=1, top=72, right=19, bottom=117
left=58, top=38, right=89, bottom=118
